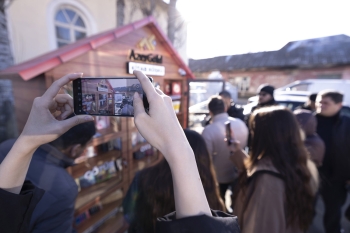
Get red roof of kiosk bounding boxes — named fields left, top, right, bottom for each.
left=0, top=16, right=194, bottom=80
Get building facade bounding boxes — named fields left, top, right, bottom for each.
left=5, top=0, right=187, bottom=64
left=189, top=35, right=350, bottom=97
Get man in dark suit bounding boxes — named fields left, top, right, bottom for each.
left=219, top=91, right=244, bottom=121
left=0, top=119, right=96, bottom=233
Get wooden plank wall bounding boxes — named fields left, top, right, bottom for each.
left=0, top=74, right=47, bottom=133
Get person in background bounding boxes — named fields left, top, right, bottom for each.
left=0, top=71, right=240, bottom=233
left=230, top=106, right=318, bottom=233
left=123, top=129, right=225, bottom=233
left=245, top=84, right=276, bottom=148
left=294, top=109, right=325, bottom=167
left=121, top=98, right=134, bottom=115
left=219, top=90, right=245, bottom=121
left=297, top=93, right=317, bottom=112
left=205, top=90, right=244, bottom=126
left=202, top=96, right=248, bottom=207
left=0, top=115, right=96, bottom=233
left=251, top=84, right=276, bottom=113
left=315, top=90, right=350, bottom=233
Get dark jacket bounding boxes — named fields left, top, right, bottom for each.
left=0, top=181, right=45, bottom=233
left=294, top=110, right=325, bottom=166
left=250, top=99, right=276, bottom=114
left=156, top=210, right=240, bottom=233
left=316, top=112, right=350, bottom=181
left=227, top=103, right=245, bottom=121
left=0, top=139, right=78, bottom=233
left=296, top=104, right=314, bottom=112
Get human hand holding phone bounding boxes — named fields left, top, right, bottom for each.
left=0, top=73, right=94, bottom=194
left=132, top=70, right=211, bottom=218
left=21, top=73, right=94, bottom=148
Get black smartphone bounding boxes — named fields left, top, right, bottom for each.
left=225, top=121, right=232, bottom=146
left=73, top=77, right=152, bottom=117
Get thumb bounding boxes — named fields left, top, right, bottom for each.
left=59, top=115, right=94, bottom=132
left=133, top=92, right=145, bottom=117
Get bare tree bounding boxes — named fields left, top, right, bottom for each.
left=116, top=0, right=125, bottom=27
left=137, top=0, right=156, bottom=17
left=0, top=0, right=14, bottom=70
left=167, top=0, right=176, bottom=44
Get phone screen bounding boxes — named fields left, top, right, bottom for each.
left=73, top=77, right=150, bottom=117
left=225, top=121, right=232, bottom=146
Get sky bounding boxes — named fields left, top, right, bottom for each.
left=176, top=0, right=350, bottom=59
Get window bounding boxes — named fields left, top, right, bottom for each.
left=231, top=77, right=250, bottom=92
left=55, top=8, right=87, bottom=47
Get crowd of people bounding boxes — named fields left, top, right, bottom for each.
left=0, top=71, right=350, bottom=233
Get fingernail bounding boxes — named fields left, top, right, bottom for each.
left=84, top=116, right=93, bottom=121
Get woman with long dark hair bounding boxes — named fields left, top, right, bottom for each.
left=123, top=129, right=225, bottom=233
left=231, top=106, right=318, bottom=233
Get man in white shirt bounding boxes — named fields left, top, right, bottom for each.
left=202, top=96, right=248, bottom=205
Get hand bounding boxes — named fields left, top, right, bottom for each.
left=20, top=73, right=94, bottom=148
left=132, top=70, right=189, bottom=160
left=133, top=70, right=211, bottom=217
left=227, top=139, right=248, bottom=171
left=227, top=139, right=242, bottom=153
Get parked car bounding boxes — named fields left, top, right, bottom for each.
left=278, top=79, right=350, bottom=105
left=244, top=98, right=350, bottom=117
left=249, top=79, right=350, bottom=106
left=244, top=95, right=308, bottom=115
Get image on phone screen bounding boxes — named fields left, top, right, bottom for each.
left=73, top=78, right=149, bottom=117
left=225, top=121, right=232, bottom=145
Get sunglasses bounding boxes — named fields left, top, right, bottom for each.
left=258, top=92, right=268, bottom=97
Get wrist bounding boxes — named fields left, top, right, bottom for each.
left=161, top=140, right=194, bottom=164
left=16, top=135, right=40, bottom=153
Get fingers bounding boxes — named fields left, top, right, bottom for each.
left=59, top=115, right=94, bottom=132
left=155, top=87, right=164, bottom=96
left=42, top=73, right=83, bottom=103
left=133, top=92, right=147, bottom=118
left=55, top=94, right=73, bottom=106
left=49, top=94, right=74, bottom=120
left=133, top=70, right=158, bottom=102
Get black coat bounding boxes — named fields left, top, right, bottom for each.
left=0, top=139, right=78, bottom=233
left=156, top=210, right=240, bottom=233
left=227, top=103, right=245, bottom=121
left=0, top=181, right=45, bottom=233
left=316, top=113, right=350, bottom=181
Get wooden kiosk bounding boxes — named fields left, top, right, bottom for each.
left=0, top=16, right=194, bottom=233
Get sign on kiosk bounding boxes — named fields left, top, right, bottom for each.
left=127, top=62, right=165, bottom=76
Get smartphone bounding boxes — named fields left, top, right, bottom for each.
left=225, top=121, right=233, bottom=146
left=73, top=77, right=152, bottom=117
